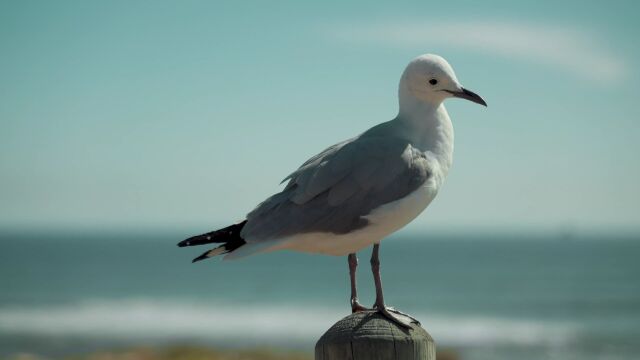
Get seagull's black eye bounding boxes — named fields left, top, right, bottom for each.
left=428, top=78, right=438, bottom=86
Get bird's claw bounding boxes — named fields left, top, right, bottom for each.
left=373, top=304, right=420, bottom=328
left=351, top=299, right=371, bottom=313
left=385, top=306, right=421, bottom=325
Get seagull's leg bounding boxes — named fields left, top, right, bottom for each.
left=370, top=243, right=420, bottom=327
left=348, top=253, right=370, bottom=313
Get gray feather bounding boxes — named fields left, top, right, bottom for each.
left=241, top=134, right=432, bottom=242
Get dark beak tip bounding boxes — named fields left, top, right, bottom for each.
left=457, top=87, right=487, bottom=107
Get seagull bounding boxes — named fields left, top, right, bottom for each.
left=178, top=54, right=486, bottom=327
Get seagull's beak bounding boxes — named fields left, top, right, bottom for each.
left=445, top=87, right=487, bottom=107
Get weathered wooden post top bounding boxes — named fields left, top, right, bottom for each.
left=315, top=311, right=436, bottom=360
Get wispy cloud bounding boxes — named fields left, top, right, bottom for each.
left=322, top=20, right=627, bottom=83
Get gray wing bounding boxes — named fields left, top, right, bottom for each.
left=240, top=136, right=432, bottom=242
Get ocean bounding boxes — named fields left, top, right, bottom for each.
left=0, top=230, right=639, bottom=360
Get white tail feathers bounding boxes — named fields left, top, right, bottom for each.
left=208, top=246, right=226, bottom=257
left=192, top=245, right=227, bottom=263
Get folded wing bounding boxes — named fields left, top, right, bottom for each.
left=240, top=136, right=432, bottom=242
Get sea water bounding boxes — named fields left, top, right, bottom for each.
left=0, top=230, right=639, bottom=360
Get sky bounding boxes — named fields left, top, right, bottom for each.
left=1, top=0, right=639, bottom=234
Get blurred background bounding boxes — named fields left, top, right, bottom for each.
left=1, top=1, right=639, bottom=359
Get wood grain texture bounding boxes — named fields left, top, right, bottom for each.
left=315, top=311, right=435, bottom=360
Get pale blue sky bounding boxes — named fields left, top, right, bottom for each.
left=1, top=0, right=639, bottom=234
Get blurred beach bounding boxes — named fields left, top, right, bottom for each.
left=1, top=230, right=638, bottom=360
left=2, top=1, right=640, bottom=359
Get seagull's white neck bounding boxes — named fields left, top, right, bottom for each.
left=396, top=88, right=455, bottom=177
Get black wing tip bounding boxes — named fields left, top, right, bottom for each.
left=177, top=233, right=211, bottom=247
left=178, top=220, right=248, bottom=248
left=177, top=238, right=192, bottom=247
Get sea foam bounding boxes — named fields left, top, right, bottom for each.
left=0, top=299, right=578, bottom=347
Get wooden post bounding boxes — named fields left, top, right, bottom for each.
left=315, top=311, right=436, bottom=360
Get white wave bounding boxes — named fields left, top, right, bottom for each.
left=0, top=299, right=578, bottom=347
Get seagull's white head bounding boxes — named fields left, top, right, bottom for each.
left=400, top=54, right=487, bottom=107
